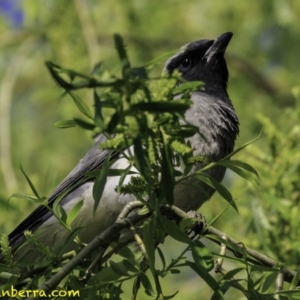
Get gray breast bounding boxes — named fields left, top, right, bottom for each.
left=173, top=91, right=239, bottom=211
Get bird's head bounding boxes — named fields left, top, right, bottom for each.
left=164, top=32, right=233, bottom=96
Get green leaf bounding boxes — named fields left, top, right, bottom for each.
left=110, top=260, right=129, bottom=276
left=53, top=120, right=77, bottom=128
left=107, top=168, right=138, bottom=177
left=45, top=61, right=73, bottom=89
left=219, top=159, right=260, bottom=178
left=94, top=89, right=105, bottom=129
left=167, top=125, right=197, bottom=138
left=157, top=247, right=166, bottom=269
left=115, top=164, right=133, bottom=194
left=122, top=259, right=139, bottom=273
left=133, top=137, right=151, bottom=183
left=191, top=240, right=214, bottom=271
left=161, top=130, right=175, bottom=205
left=91, top=62, right=103, bottom=75
left=218, top=160, right=260, bottom=188
left=276, top=290, right=300, bottom=296
left=95, top=267, right=122, bottom=283
left=220, top=133, right=261, bottom=161
left=251, top=265, right=279, bottom=272
left=179, top=217, right=200, bottom=231
left=261, top=271, right=279, bottom=293
left=116, top=246, right=136, bottom=262
left=8, top=193, right=40, bottom=203
left=143, top=218, right=155, bottom=275
left=84, top=168, right=140, bottom=178
left=162, top=217, right=190, bottom=244
left=290, top=266, right=300, bottom=290
left=107, top=111, right=120, bottom=133
left=221, top=267, right=245, bottom=281
left=66, top=200, right=84, bottom=227
left=186, top=261, right=220, bottom=292
left=56, top=227, right=83, bottom=256
left=114, top=34, right=130, bottom=73
left=58, top=205, right=68, bottom=225
left=19, top=164, right=41, bottom=200
left=139, top=273, right=156, bottom=297
left=68, top=92, right=93, bottom=119
left=73, top=118, right=95, bottom=130
left=172, top=81, right=204, bottom=94
left=195, top=173, right=238, bottom=212
left=92, top=153, right=111, bottom=214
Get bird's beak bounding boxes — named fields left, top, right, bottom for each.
left=204, top=32, right=233, bottom=62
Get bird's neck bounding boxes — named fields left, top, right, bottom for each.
left=203, top=82, right=229, bottom=100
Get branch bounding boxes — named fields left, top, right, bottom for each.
left=25, top=203, right=298, bottom=299
left=160, top=205, right=297, bottom=285
left=27, top=202, right=150, bottom=299
left=206, top=226, right=296, bottom=284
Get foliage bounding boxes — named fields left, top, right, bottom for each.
left=0, top=1, right=300, bottom=299
left=0, top=34, right=299, bottom=300
left=238, top=87, right=300, bottom=268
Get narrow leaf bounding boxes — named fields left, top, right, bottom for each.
left=139, top=273, right=156, bottom=297
left=110, top=261, right=129, bottom=276
left=91, top=62, right=103, bottom=75
left=172, top=81, right=204, bottom=94
left=122, top=259, right=139, bottom=272
left=162, top=217, right=190, bottom=244
left=196, top=173, right=238, bottom=212
left=73, top=118, right=95, bottom=130
left=220, top=133, right=261, bottom=161
left=95, top=267, right=122, bottom=283
left=94, top=89, right=105, bottom=129
left=66, top=200, right=84, bottom=227
left=219, top=160, right=260, bottom=178
left=191, top=240, right=214, bottom=271
left=157, top=247, right=166, bottom=270
left=68, top=92, right=93, bottom=119
left=161, top=131, right=175, bottom=205
left=261, top=271, right=279, bottom=293
left=221, top=267, right=245, bottom=281
left=186, top=261, right=220, bottom=292
left=290, top=266, right=300, bottom=290
left=9, top=193, right=40, bottom=203
left=57, top=227, right=83, bottom=256
left=53, top=120, right=77, bottom=128
left=19, top=164, right=41, bottom=199
left=92, top=153, right=111, bottom=213
left=219, top=163, right=260, bottom=188
left=114, top=34, right=130, bottom=72
left=143, top=218, right=155, bottom=275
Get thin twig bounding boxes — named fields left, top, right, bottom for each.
left=206, top=226, right=296, bottom=284
left=27, top=203, right=151, bottom=299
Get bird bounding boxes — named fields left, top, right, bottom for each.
left=6, top=32, right=239, bottom=261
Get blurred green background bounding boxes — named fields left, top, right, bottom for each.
left=0, top=0, right=300, bottom=298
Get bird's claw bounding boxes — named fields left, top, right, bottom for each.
left=186, top=211, right=206, bottom=240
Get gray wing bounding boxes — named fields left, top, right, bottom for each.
left=8, top=135, right=119, bottom=247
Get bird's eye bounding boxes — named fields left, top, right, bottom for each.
left=180, top=58, right=191, bottom=69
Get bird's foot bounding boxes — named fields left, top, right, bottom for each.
left=185, top=211, right=206, bottom=240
